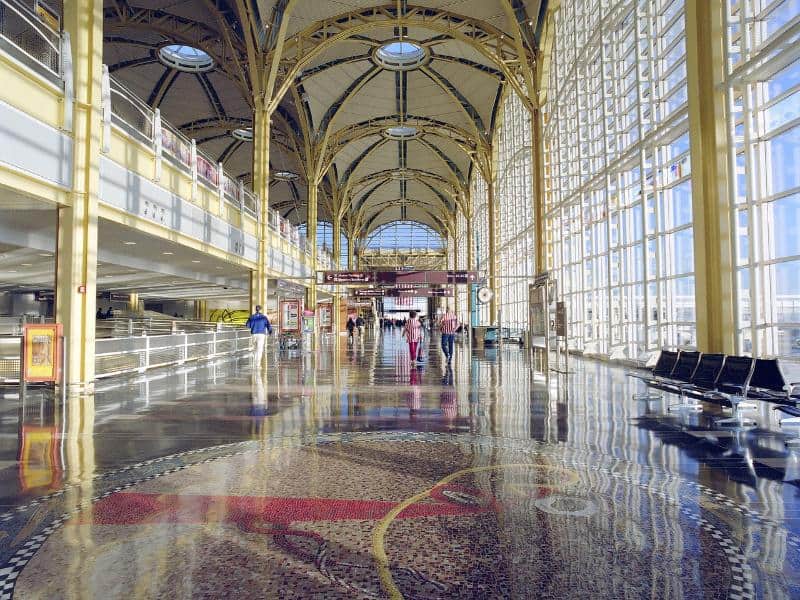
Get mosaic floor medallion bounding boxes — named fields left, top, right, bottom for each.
left=2, top=432, right=800, bottom=599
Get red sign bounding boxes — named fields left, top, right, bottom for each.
left=320, top=271, right=479, bottom=285
left=321, top=271, right=373, bottom=284
left=375, top=271, right=478, bottom=285
left=354, top=288, right=386, bottom=297
left=355, top=287, right=453, bottom=298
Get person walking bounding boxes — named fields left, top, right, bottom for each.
left=402, top=310, right=424, bottom=363
left=346, top=315, right=356, bottom=342
left=246, top=305, right=272, bottom=365
left=439, top=308, right=460, bottom=362
left=356, top=315, right=365, bottom=338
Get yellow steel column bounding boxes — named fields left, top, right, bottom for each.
left=128, top=292, right=139, bottom=314
left=685, top=0, right=735, bottom=353
left=332, top=218, right=342, bottom=335
left=487, top=178, right=498, bottom=324
left=347, top=233, right=355, bottom=270
left=251, top=105, right=271, bottom=311
left=532, top=109, right=546, bottom=274
left=306, top=182, right=318, bottom=308
left=466, top=216, right=474, bottom=323
left=56, top=0, right=103, bottom=392
left=452, top=234, right=459, bottom=314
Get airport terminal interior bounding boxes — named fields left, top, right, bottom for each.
left=0, top=0, right=799, bottom=597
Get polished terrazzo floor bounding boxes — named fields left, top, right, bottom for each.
left=1, top=330, right=800, bottom=598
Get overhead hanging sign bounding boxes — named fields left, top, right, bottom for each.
left=320, top=271, right=478, bottom=285
left=354, top=287, right=453, bottom=298
left=320, top=271, right=373, bottom=284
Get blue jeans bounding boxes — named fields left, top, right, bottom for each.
left=441, top=334, right=455, bottom=358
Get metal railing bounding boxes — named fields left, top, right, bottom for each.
left=109, top=76, right=153, bottom=142
left=107, top=74, right=266, bottom=224
left=95, top=329, right=251, bottom=379
left=0, top=0, right=60, bottom=79
left=0, top=1, right=317, bottom=266
left=0, top=334, right=21, bottom=382
left=0, top=314, right=48, bottom=335
left=95, top=317, right=242, bottom=339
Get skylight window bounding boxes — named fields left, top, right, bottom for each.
left=232, top=127, right=253, bottom=141
left=384, top=125, right=419, bottom=140
left=159, top=44, right=214, bottom=73
left=374, top=40, right=428, bottom=71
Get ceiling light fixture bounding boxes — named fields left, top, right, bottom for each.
left=162, top=252, right=174, bottom=255
left=123, top=241, right=136, bottom=245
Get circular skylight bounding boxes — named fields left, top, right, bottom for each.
left=232, top=127, right=253, bottom=141
left=274, top=171, right=299, bottom=181
left=373, top=40, right=428, bottom=71
left=159, top=44, right=214, bottom=73
left=384, top=125, right=419, bottom=140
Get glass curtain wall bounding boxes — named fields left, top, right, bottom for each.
left=297, top=221, right=348, bottom=267
left=543, top=0, right=696, bottom=357
left=725, top=0, right=800, bottom=359
left=495, top=91, right=535, bottom=330
left=365, top=221, right=444, bottom=250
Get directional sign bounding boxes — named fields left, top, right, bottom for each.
left=321, top=271, right=478, bottom=285
left=355, top=287, right=453, bottom=298
left=321, top=271, right=373, bottom=284
left=354, top=288, right=386, bottom=297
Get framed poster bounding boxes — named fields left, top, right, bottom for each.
left=22, top=323, right=62, bottom=383
left=318, top=302, right=333, bottom=329
left=279, top=299, right=302, bottom=334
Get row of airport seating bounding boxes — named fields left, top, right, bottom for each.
left=628, top=351, right=800, bottom=428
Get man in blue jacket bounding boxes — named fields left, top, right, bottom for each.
left=246, top=305, right=272, bottom=365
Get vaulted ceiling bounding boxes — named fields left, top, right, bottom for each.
left=102, top=1, right=546, bottom=238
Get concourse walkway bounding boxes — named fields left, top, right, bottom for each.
left=1, top=332, right=800, bottom=598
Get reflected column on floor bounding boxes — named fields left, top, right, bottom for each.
left=63, top=393, right=96, bottom=595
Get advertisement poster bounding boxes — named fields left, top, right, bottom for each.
left=318, top=303, right=333, bottom=329
left=280, top=299, right=301, bottom=333
left=22, top=323, right=62, bottom=383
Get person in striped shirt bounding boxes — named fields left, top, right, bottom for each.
left=402, top=310, right=424, bottom=363
left=439, top=308, right=460, bottom=362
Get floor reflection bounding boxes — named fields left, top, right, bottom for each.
left=1, top=330, right=800, bottom=597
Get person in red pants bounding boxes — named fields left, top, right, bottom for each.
left=402, top=310, right=424, bottom=363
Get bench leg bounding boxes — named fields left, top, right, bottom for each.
left=715, top=397, right=757, bottom=428
left=668, top=395, right=703, bottom=412
left=633, top=391, right=662, bottom=401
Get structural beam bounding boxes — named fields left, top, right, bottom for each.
left=250, top=105, right=271, bottom=311
left=56, top=0, right=104, bottom=392
left=685, top=0, right=735, bottom=353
